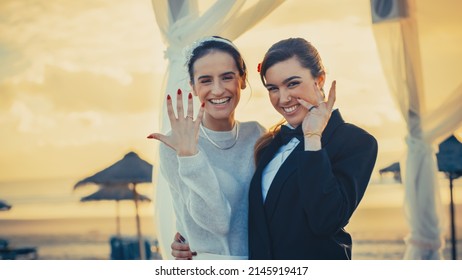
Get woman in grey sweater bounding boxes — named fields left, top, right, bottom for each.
left=148, top=36, right=265, bottom=259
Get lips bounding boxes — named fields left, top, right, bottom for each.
left=208, top=97, right=231, bottom=105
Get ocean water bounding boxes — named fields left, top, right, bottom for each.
left=1, top=176, right=461, bottom=260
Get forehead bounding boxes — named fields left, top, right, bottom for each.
left=264, top=57, right=312, bottom=84
left=193, top=50, right=238, bottom=76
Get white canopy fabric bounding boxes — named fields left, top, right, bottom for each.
left=372, top=0, right=462, bottom=259
left=151, top=0, right=285, bottom=259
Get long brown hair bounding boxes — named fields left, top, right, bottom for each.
left=254, top=119, right=285, bottom=165
left=254, top=38, right=325, bottom=166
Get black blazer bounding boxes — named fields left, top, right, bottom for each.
left=248, top=109, right=378, bottom=260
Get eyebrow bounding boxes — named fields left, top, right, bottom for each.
left=197, top=71, right=236, bottom=80
left=265, top=76, right=301, bottom=88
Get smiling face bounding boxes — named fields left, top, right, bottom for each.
left=264, top=56, right=324, bottom=128
left=191, top=50, right=246, bottom=130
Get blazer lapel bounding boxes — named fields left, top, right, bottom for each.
left=321, top=109, right=344, bottom=146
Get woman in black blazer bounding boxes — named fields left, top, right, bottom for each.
left=248, top=38, right=378, bottom=260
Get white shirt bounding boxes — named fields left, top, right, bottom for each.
left=261, top=125, right=300, bottom=202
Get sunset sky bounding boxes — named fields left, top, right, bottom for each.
left=1, top=0, right=461, bottom=183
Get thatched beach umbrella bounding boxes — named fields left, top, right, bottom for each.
left=379, top=162, right=401, bottom=183
left=0, top=200, right=12, bottom=211
left=74, top=151, right=153, bottom=259
left=80, top=183, right=151, bottom=238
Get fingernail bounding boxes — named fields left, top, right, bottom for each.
left=179, top=235, right=186, bottom=242
left=177, top=89, right=182, bottom=95
left=201, top=102, right=205, bottom=107
left=147, top=135, right=154, bottom=139
left=192, top=252, right=197, bottom=256
left=167, top=94, right=171, bottom=100
left=188, top=93, right=192, bottom=99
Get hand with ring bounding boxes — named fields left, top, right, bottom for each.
left=147, top=89, right=205, bottom=156
left=297, top=80, right=337, bottom=136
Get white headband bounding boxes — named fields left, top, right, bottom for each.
left=183, top=36, right=239, bottom=67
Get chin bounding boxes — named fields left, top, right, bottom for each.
left=282, top=115, right=303, bottom=128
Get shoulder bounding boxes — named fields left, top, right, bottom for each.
left=238, top=121, right=267, bottom=136
left=335, top=122, right=378, bottom=153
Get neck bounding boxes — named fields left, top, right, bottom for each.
left=202, top=114, right=235, bottom=131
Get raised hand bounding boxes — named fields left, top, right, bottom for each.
left=147, top=89, right=205, bottom=156
left=297, top=80, right=336, bottom=136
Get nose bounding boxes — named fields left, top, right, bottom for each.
left=279, top=88, right=292, bottom=103
left=211, top=80, right=225, bottom=96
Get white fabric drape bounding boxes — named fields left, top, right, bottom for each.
left=151, top=0, right=285, bottom=259
left=372, top=0, right=462, bottom=259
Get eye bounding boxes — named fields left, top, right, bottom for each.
left=222, top=75, right=234, bottom=81
left=266, top=86, right=278, bottom=93
left=199, top=78, right=212, bottom=84
left=287, top=81, right=300, bottom=88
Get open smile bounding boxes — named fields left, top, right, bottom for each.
left=208, top=97, right=231, bottom=105
left=282, top=104, right=300, bottom=114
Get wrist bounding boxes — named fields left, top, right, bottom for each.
left=304, top=134, right=321, bottom=151
left=177, top=148, right=198, bottom=157
left=303, top=131, right=322, bottom=138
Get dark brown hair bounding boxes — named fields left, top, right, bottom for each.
left=254, top=38, right=326, bottom=165
left=187, top=36, right=247, bottom=84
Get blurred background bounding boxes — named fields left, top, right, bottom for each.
left=1, top=0, right=461, bottom=260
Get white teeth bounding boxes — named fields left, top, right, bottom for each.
left=209, top=97, right=230, bottom=104
left=283, top=105, right=298, bottom=113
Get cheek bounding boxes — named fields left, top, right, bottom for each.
left=193, top=87, right=206, bottom=101
left=268, top=93, right=279, bottom=108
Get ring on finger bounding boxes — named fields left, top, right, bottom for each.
left=186, top=115, right=193, bottom=120
left=308, top=105, right=318, bottom=112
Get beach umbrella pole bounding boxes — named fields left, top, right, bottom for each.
left=133, top=184, right=145, bottom=260
left=116, top=201, right=121, bottom=238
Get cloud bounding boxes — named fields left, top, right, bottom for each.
left=0, top=0, right=167, bottom=83
left=0, top=66, right=161, bottom=114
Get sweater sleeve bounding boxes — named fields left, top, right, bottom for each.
left=296, top=127, right=378, bottom=236
left=159, top=144, right=231, bottom=235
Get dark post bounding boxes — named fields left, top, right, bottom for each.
left=436, top=135, right=461, bottom=260
left=449, top=173, right=457, bottom=260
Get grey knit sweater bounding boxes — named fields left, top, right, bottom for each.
left=159, top=121, right=265, bottom=257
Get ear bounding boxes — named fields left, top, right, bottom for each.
left=317, top=73, right=326, bottom=89
left=190, top=81, right=198, bottom=96
left=240, top=73, right=247, bottom=90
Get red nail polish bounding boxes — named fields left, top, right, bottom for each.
left=177, top=89, right=182, bottom=95
left=201, top=102, right=205, bottom=107
left=147, top=135, right=154, bottom=139
left=188, top=93, right=192, bottom=99
left=167, top=95, right=171, bottom=100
